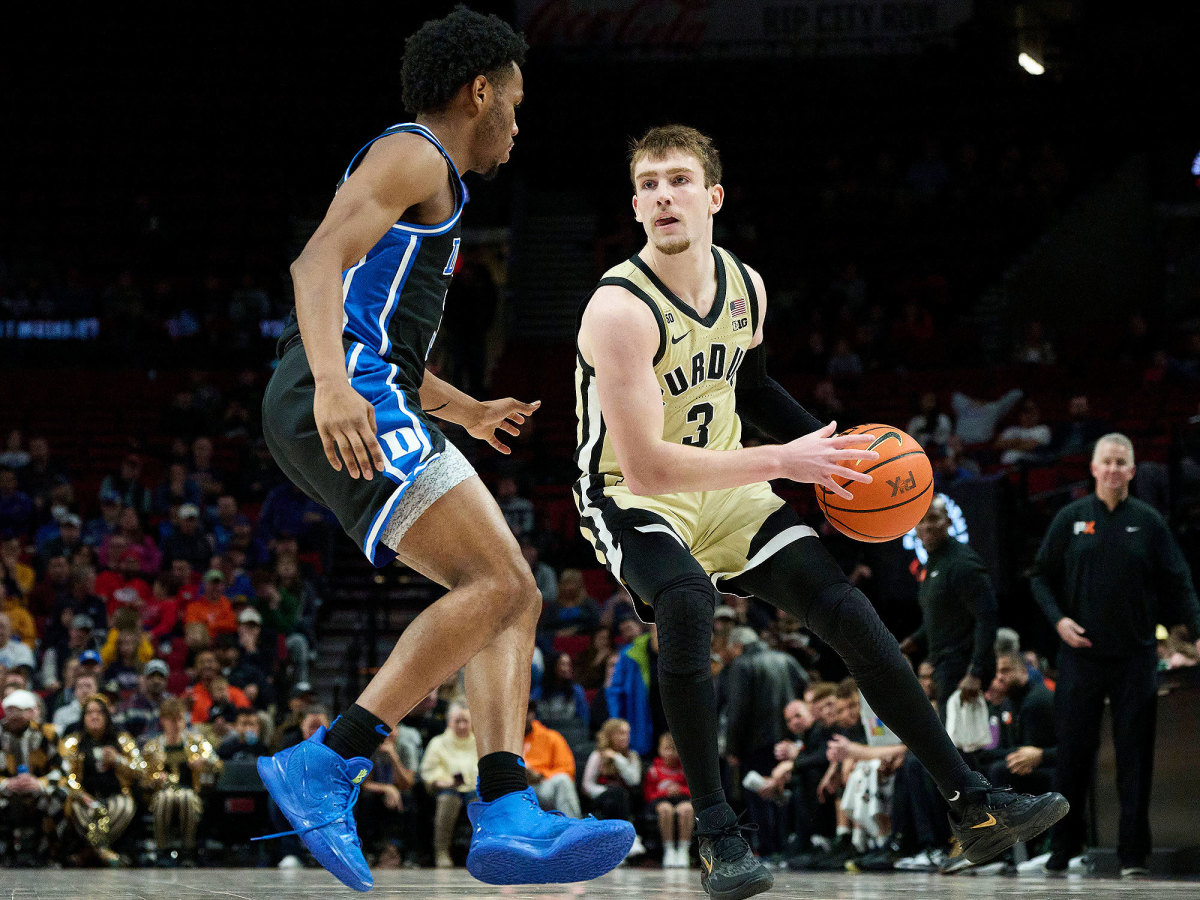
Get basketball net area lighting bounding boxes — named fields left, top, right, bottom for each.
left=1019, top=52, right=1046, bottom=75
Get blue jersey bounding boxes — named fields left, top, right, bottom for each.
left=279, top=122, right=465, bottom=391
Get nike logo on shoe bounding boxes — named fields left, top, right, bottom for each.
left=949, top=791, right=960, bottom=802
left=700, top=850, right=714, bottom=874
left=970, top=813, right=998, bottom=829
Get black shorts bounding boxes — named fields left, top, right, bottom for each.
left=262, top=340, right=448, bottom=566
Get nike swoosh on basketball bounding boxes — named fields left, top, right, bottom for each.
left=671, top=331, right=692, bottom=344
left=970, top=813, right=998, bottom=829
left=866, top=430, right=903, bottom=452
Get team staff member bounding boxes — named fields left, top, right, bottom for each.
left=900, top=497, right=998, bottom=717
left=1032, top=433, right=1200, bottom=876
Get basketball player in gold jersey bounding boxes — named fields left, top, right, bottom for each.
left=575, top=125, right=1067, bottom=899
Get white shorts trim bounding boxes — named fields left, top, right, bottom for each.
left=710, top=524, right=818, bottom=592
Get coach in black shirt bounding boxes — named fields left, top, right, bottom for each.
left=1032, top=433, right=1200, bottom=874
left=900, top=497, right=998, bottom=716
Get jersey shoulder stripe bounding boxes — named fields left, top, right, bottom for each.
left=593, top=276, right=668, bottom=366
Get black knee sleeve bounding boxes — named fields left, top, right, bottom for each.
left=804, top=581, right=905, bottom=677
left=653, top=573, right=717, bottom=680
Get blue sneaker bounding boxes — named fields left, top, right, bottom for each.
left=253, top=726, right=374, bottom=892
left=466, top=787, right=634, bottom=884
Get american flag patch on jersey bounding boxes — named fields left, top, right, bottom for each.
left=730, top=297, right=747, bottom=317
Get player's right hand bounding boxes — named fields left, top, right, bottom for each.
left=314, top=380, right=387, bottom=480
left=780, top=421, right=878, bottom=500
left=1056, top=616, right=1092, bottom=649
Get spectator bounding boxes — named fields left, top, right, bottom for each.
left=116, top=658, right=173, bottom=741
left=418, top=703, right=478, bottom=869
left=1013, top=320, right=1057, bottom=366
left=541, top=568, right=598, bottom=636
left=215, top=612, right=273, bottom=709
left=975, top=650, right=1056, bottom=796
left=1031, top=434, right=1200, bottom=875
left=0, top=610, right=35, bottom=671
left=495, top=476, right=534, bottom=538
left=160, top=504, right=213, bottom=572
left=29, top=553, right=72, bottom=618
left=260, top=555, right=315, bottom=684
left=139, top=697, right=222, bottom=866
left=722, top=626, right=808, bottom=859
left=356, top=732, right=417, bottom=868
left=578, top=626, right=613, bottom=691
left=67, top=564, right=108, bottom=631
left=539, top=652, right=589, bottom=725
left=1051, top=394, right=1109, bottom=458
left=209, top=494, right=241, bottom=553
left=39, top=609, right=95, bottom=691
left=258, top=482, right=330, bottom=547
left=53, top=670, right=99, bottom=736
left=228, top=515, right=269, bottom=570
left=995, top=399, right=1052, bottom=466
left=271, top=681, right=317, bottom=752
left=0, top=431, right=29, bottom=470
left=951, top=388, right=1024, bottom=445
left=899, top=497, right=998, bottom=718
left=217, top=707, right=271, bottom=760
left=0, top=535, right=34, bottom=599
left=99, top=454, right=152, bottom=515
left=582, top=718, right=645, bottom=857
left=644, top=732, right=692, bottom=868
left=0, top=689, right=65, bottom=866
left=522, top=704, right=582, bottom=818
left=60, top=695, right=141, bottom=866
left=101, top=628, right=149, bottom=701
left=202, top=702, right=238, bottom=748
left=826, top=337, right=863, bottom=382
left=0, top=582, right=36, bottom=648
left=142, top=575, right=180, bottom=645
left=184, top=569, right=237, bottom=641
left=606, top=626, right=661, bottom=757
left=100, top=507, right=162, bottom=576
left=0, top=467, right=34, bottom=537
left=188, top=436, right=225, bottom=503
left=153, top=462, right=203, bottom=517
left=187, top=650, right=250, bottom=724
left=35, top=513, right=83, bottom=575
left=906, top=391, right=954, bottom=454
left=83, top=490, right=123, bottom=548
left=95, top=547, right=153, bottom=621
left=520, top=536, right=557, bottom=605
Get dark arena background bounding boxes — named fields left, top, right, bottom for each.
left=2, top=2, right=1199, bottom=898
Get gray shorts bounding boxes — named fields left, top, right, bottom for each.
left=381, top=441, right=477, bottom=550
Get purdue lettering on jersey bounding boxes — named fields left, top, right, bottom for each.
left=574, top=246, right=760, bottom=492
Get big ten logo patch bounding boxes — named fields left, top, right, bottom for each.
left=1073, top=520, right=1095, bottom=535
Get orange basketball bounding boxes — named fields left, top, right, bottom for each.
left=814, top=423, right=933, bottom=543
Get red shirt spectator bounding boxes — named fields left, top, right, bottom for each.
left=184, top=570, right=237, bottom=639
left=142, top=576, right=179, bottom=642
left=644, top=741, right=690, bottom=803
left=95, top=548, right=153, bottom=619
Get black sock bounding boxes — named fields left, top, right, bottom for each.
left=322, top=704, right=391, bottom=761
left=478, top=751, right=528, bottom=801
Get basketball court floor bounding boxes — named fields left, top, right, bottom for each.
left=2, top=869, right=1198, bottom=899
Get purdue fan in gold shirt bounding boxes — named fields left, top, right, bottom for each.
left=574, top=125, right=1067, bottom=900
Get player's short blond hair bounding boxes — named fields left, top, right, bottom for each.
left=629, top=124, right=722, bottom=188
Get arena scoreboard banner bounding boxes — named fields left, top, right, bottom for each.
left=517, top=0, right=975, bottom=55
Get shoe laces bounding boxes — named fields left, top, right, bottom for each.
left=702, top=812, right=758, bottom=862
left=252, top=782, right=363, bottom=844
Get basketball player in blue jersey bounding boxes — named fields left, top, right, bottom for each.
left=575, top=125, right=1066, bottom=899
left=254, top=9, right=632, bottom=892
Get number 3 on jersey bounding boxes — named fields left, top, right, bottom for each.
left=682, top=402, right=714, bottom=448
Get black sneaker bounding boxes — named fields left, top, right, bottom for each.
left=695, top=807, right=774, bottom=900
left=1043, top=848, right=1075, bottom=875
left=811, top=835, right=858, bottom=871
left=948, top=782, right=1069, bottom=865
left=1120, top=858, right=1149, bottom=877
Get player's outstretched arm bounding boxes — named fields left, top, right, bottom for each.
left=290, top=133, right=447, bottom=480
left=419, top=370, right=540, bottom=455
left=581, top=286, right=878, bottom=498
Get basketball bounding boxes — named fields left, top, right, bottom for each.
left=814, top=423, right=934, bottom=543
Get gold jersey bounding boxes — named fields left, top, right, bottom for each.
left=575, top=245, right=759, bottom=488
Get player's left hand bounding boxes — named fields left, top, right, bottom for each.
left=956, top=674, right=982, bottom=704
left=466, top=398, right=541, bottom=454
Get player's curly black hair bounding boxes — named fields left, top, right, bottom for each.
left=401, top=6, right=527, bottom=115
